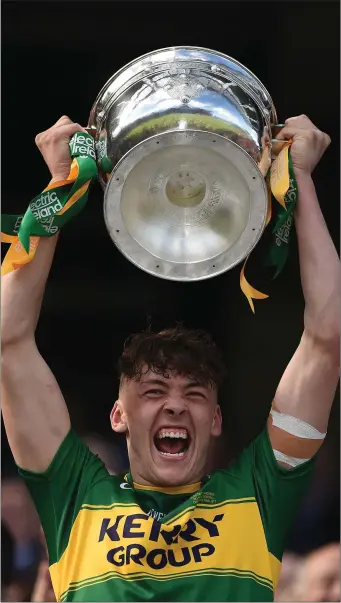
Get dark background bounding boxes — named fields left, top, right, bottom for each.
left=2, top=0, right=340, bottom=554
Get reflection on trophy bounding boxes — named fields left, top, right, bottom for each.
left=87, top=46, right=283, bottom=281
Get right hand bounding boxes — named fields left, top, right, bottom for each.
left=35, top=116, right=86, bottom=183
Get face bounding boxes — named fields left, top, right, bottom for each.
left=304, top=544, right=340, bottom=602
left=110, top=370, right=222, bottom=487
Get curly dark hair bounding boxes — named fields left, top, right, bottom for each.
left=118, top=325, right=227, bottom=389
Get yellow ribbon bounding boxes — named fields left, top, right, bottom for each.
left=270, top=142, right=291, bottom=209
left=240, top=140, right=292, bottom=312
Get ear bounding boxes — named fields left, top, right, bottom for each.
left=110, top=400, right=128, bottom=434
left=211, top=404, right=222, bottom=437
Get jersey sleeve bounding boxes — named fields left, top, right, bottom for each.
left=18, top=429, right=109, bottom=565
left=230, top=426, right=314, bottom=561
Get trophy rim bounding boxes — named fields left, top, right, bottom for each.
left=103, top=129, right=268, bottom=282
left=88, top=45, right=277, bottom=131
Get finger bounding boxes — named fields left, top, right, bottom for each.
left=56, top=122, right=87, bottom=137
left=274, top=126, right=299, bottom=141
left=284, top=114, right=317, bottom=130
left=276, top=126, right=331, bottom=151
left=41, top=123, right=87, bottom=144
left=54, top=115, right=73, bottom=127
left=275, top=126, right=311, bottom=141
left=36, top=116, right=72, bottom=141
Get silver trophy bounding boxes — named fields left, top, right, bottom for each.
left=88, top=46, right=282, bottom=281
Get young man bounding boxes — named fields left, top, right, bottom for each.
left=1, top=115, right=339, bottom=602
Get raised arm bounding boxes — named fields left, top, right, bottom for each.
left=268, top=115, right=340, bottom=466
left=1, top=116, right=85, bottom=471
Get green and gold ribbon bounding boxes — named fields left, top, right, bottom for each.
left=1, top=132, right=97, bottom=275
left=241, top=141, right=298, bottom=312
left=267, top=143, right=298, bottom=276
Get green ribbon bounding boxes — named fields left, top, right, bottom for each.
left=266, top=151, right=298, bottom=277
left=1, top=132, right=98, bottom=253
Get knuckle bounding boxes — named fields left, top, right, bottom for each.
left=313, top=129, right=324, bottom=142
left=301, top=114, right=313, bottom=125
left=35, top=131, right=47, bottom=147
left=50, top=130, right=60, bottom=141
left=286, top=114, right=312, bottom=128
left=306, top=130, right=316, bottom=142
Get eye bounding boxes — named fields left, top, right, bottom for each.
left=144, top=389, right=165, bottom=397
left=187, top=391, right=206, bottom=399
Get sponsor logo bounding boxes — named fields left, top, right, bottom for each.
left=99, top=512, right=223, bottom=570
left=70, top=133, right=96, bottom=160
left=96, top=139, right=106, bottom=160
left=31, top=190, right=62, bottom=222
left=275, top=213, right=293, bottom=246
left=191, top=491, right=216, bottom=505
left=30, top=190, right=61, bottom=234
left=148, top=509, right=166, bottom=522
left=106, top=541, right=215, bottom=569
left=13, top=216, right=23, bottom=235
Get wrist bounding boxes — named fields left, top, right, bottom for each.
left=49, top=174, right=69, bottom=185
left=293, top=167, right=313, bottom=183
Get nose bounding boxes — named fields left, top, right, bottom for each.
left=163, top=397, right=188, bottom=416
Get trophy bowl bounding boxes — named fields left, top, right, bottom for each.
left=88, top=46, right=279, bottom=281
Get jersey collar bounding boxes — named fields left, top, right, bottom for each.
left=124, top=472, right=202, bottom=495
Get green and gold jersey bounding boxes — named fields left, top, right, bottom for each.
left=19, top=428, right=313, bottom=602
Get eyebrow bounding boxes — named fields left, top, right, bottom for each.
left=139, top=379, right=170, bottom=387
left=139, top=378, right=207, bottom=389
left=184, top=381, right=206, bottom=390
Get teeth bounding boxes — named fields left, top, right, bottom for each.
left=157, top=430, right=188, bottom=439
left=160, top=451, right=185, bottom=457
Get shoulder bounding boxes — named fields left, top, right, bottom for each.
left=208, top=460, right=256, bottom=501
left=82, top=473, right=138, bottom=506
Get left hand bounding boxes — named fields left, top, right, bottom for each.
left=276, top=115, right=331, bottom=176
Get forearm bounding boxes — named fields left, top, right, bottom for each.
left=295, top=171, right=340, bottom=345
left=1, top=235, right=59, bottom=346
left=1, top=232, right=72, bottom=471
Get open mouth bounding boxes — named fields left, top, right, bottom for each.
left=153, top=428, right=191, bottom=458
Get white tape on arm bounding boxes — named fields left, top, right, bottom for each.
left=268, top=408, right=326, bottom=467
left=272, top=449, right=310, bottom=468
left=270, top=410, right=326, bottom=439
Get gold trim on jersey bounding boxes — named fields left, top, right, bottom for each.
left=60, top=567, right=274, bottom=601
left=129, top=479, right=201, bottom=495
left=269, top=553, right=281, bottom=589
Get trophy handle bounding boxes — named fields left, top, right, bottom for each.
left=258, top=124, right=287, bottom=175
left=271, top=123, right=285, bottom=138
left=271, top=123, right=287, bottom=157
left=85, top=126, right=97, bottom=138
